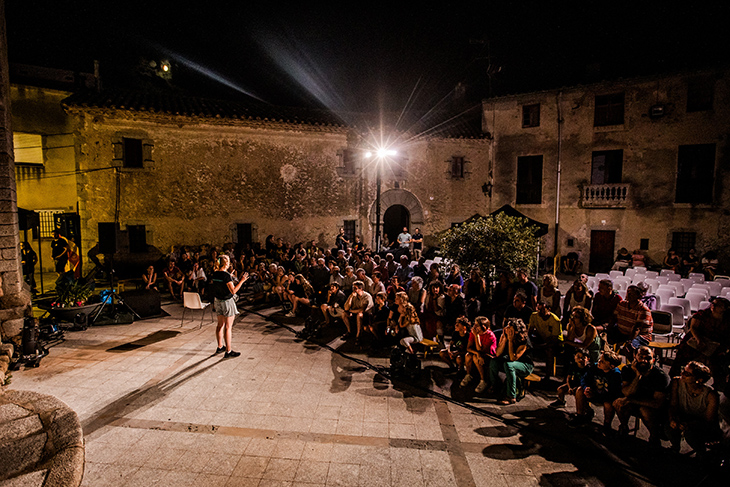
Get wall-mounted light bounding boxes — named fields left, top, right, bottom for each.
left=481, top=181, right=493, bottom=198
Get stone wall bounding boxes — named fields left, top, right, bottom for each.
left=483, top=69, right=730, bottom=268
left=66, top=107, right=491, bottom=257
left=0, top=0, right=31, bottom=375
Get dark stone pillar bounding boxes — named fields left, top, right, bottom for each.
left=0, top=0, right=30, bottom=359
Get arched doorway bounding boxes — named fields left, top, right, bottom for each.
left=383, top=205, right=410, bottom=246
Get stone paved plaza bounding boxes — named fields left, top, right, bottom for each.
left=8, top=302, right=708, bottom=487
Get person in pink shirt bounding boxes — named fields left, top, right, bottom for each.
left=460, top=316, right=497, bottom=393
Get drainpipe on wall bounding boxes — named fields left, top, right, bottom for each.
left=554, top=91, right=563, bottom=273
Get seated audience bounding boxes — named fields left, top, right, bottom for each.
left=550, top=349, right=590, bottom=410
left=461, top=316, right=497, bottom=393
left=464, top=268, right=486, bottom=321
left=503, top=291, right=534, bottom=332
left=407, top=276, right=426, bottom=313
left=537, top=274, right=561, bottom=318
left=142, top=265, right=158, bottom=291
left=285, top=274, right=314, bottom=318
left=571, top=351, right=622, bottom=431
left=422, top=280, right=446, bottom=342
left=320, top=282, right=346, bottom=327
left=399, top=302, right=424, bottom=354
left=340, top=280, right=373, bottom=344
left=365, top=291, right=390, bottom=344
left=612, top=248, right=632, bottom=271
left=562, top=279, right=593, bottom=325
left=528, top=301, right=564, bottom=378
left=440, top=316, right=470, bottom=372
left=564, top=306, right=601, bottom=362
left=613, top=346, right=670, bottom=445
left=489, top=318, right=534, bottom=405
left=513, top=268, right=538, bottom=309
left=663, top=248, right=681, bottom=273
left=606, top=285, right=653, bottom=358
left=591, top=279, right=622, bottom=332
left=163, top=259, right=184, bottom=299
left=668, top=361, right=721, bottom=454
left=669, top=297, right=730, bottom=390
left=443, top=284, right=467, bottom=339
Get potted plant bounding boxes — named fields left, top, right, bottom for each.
left=45, top=275, right=103, bottom=322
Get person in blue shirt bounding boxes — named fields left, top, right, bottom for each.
left=570, top=351, right=623, bottom=432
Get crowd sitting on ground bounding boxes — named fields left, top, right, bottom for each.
left=138, top=231, right=728, bottom=455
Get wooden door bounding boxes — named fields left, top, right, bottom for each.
left=589, top=230, right=615, bottom=273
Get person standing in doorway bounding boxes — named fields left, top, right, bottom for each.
left=210, top=255, right=249, bottom=358
left=397, top=227, right=412, bottom=257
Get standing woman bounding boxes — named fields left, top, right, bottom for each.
left=210, top=255, right=249, bottom=358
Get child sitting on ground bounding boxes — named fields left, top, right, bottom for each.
left=550, top=349, right=591, bottom=409
left=570, top=351, right=622, bottom=431
left=440, top=316, right=470, bottom=373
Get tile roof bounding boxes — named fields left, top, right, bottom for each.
left=62, top=88, right=486, bottom=139
left=61, top=88, right=348, bottom=127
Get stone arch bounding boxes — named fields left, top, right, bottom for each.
left=368, top=189, right=424, bottom=226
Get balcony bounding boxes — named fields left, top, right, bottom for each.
left=581, top=183, right=630, bottom=208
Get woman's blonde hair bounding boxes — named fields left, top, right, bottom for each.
left=215, top=254, right=230, bottom=271
left=401, top=302, right=420, bottom=326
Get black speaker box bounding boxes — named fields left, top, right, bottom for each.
left=120, top=289, right=161, bottom=318
left=98, top=222, right=120, bottom=254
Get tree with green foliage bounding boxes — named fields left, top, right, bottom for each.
left=439, top=213, right=541, bottom=280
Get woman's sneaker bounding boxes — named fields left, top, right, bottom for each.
left=460, top=374, right=473, bottom=387
left=475, top=380, right=488, bottom=393
left=224, top=350, right=241, bottom=358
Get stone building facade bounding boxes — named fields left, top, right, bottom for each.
left=10, top=67, right=730, bottom=277
left=482, top=68, right=730, bottom=272
left=56, top=91, right=489, bottom=262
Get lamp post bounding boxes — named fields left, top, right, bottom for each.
left=365, top=148, right=396, bottom=253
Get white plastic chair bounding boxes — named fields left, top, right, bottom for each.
left=656, top=288, right=676, bottom=305
left=690, top=283, right=711, bottom=294
left=650, top=310, right=674, bottom=340
left=644, top=270, right=659, bottom=279
left=612, top=279, right=628, bottom=292
left=680, top=278, right=696, bottom=291
left=698, top=300, right=712, bottom=311
left=705, top=281, right=722, bottom=297
left=714, top=276, right=730, bottom=286
left=667, top=282, right=685, bottom=297
left=667, top=273, right=681, bottom=282
left=644, top=278, right=660, bottom=294
left=633, top=266, right=647, bottom=273
left=182, top=292, right=214, bottom=328
left=660, top=269, right=677, bottom=277
left=632, top=274, right=646, bottom=285
left=625, top=268, right=638, bottom=279
left=595, top=273, right=611, bottom=281
left=668, top=297, right=691, bottom=320
left=587, top=277, right=598, bottom=290
left=684, top=292, right=705, bottom=312
left=656, top=276, right=670, bottom=285
left=609, top=270, right=624, bottom=279
left=660, top=304, right=685, bottom=329
left=689, top=273, right=705, bottom=283
left=686, top=288, right=710, bottom=300
left=722, top=288, right=730, bottom=298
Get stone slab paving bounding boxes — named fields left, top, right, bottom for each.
left=6, top=302, right=707, bottom=486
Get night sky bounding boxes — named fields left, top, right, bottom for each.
left=6, top=1, right=730, bottom=115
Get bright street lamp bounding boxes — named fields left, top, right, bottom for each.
left=365, top=148, right=397, bottom=253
